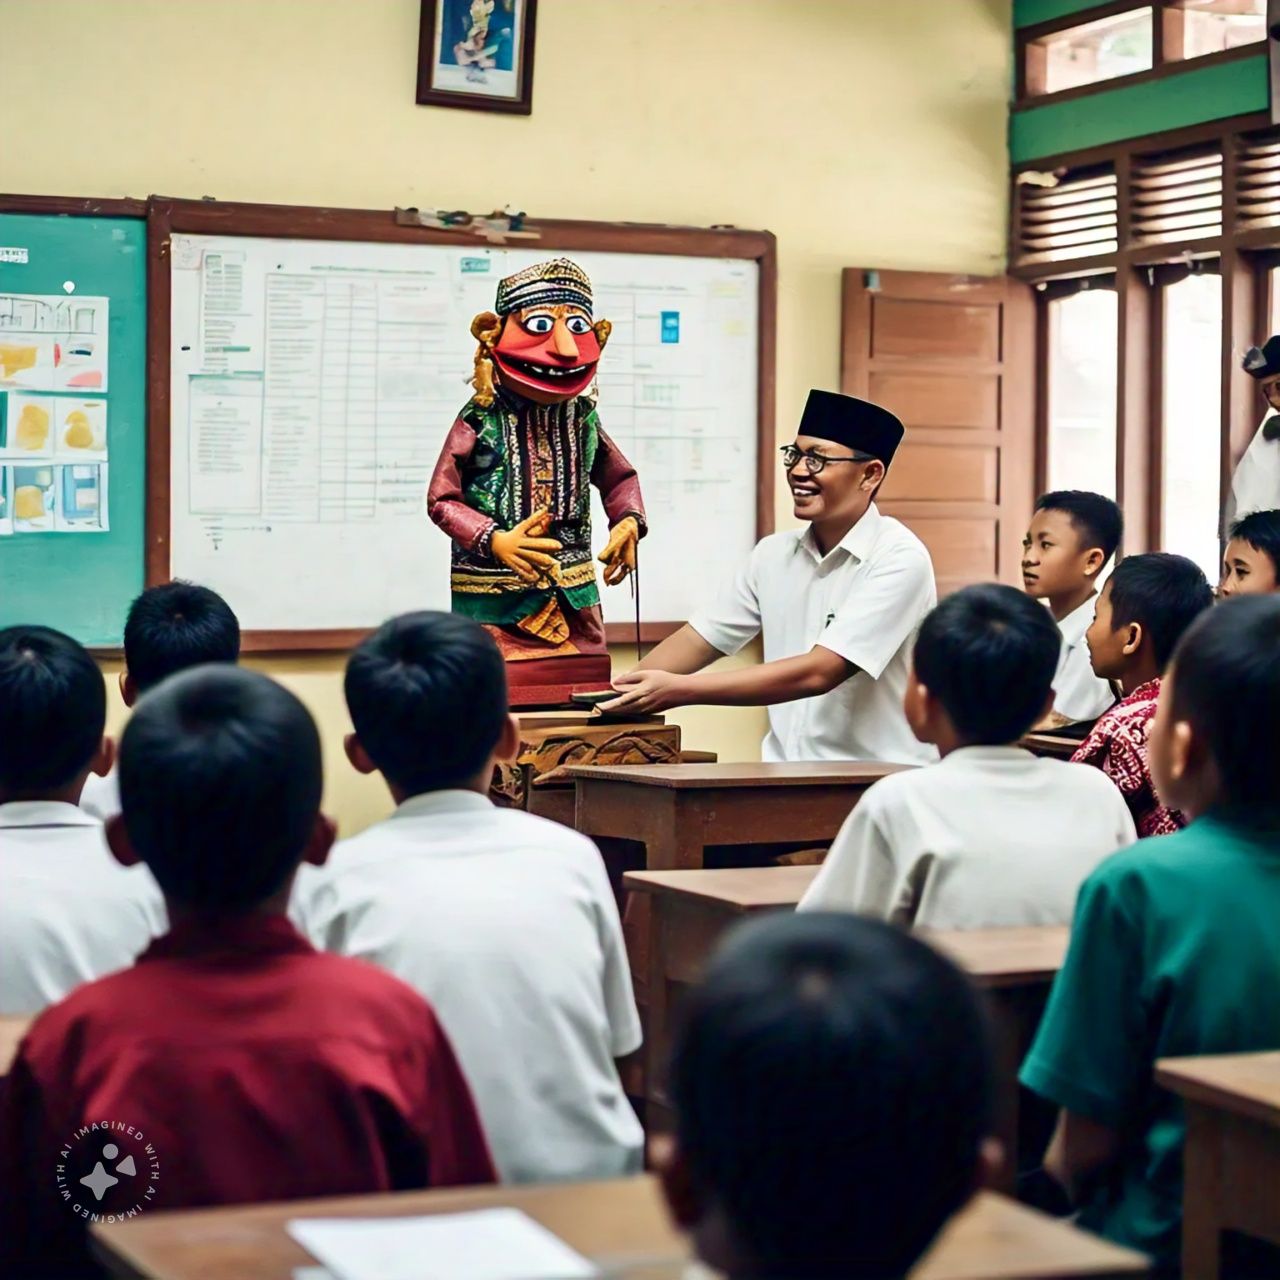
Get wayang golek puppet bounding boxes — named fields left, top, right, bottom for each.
left=427, top=258, right=646, bottom=706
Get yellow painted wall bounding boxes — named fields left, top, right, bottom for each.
left=5, top=0, right=1012, bottom=836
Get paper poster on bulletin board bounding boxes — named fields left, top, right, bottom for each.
left=0, top=208, right=146, bottom=645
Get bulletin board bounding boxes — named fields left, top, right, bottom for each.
left=0, top=197, right=147, bottom=648
left=148, top=197, right=777, bottom=650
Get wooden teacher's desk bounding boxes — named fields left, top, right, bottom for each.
left=90, top=1173, right=1147, bottom=1280
left=624, top=864, right=1068, bottom=1188
left=567, top=760, right=909, bottom=871
left=1156, top=1052, right=1280, bottom=1279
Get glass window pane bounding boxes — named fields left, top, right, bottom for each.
left=1178, top=1, right=1265, bottom=59
left=1046, top=290, right=1118, bottom=497
left=1030, top=9, right=1154, bottom=95
left=1162, top=274, right=1222, bottom=583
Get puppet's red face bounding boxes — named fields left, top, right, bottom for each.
left=491, top=304, right=602, bottom=405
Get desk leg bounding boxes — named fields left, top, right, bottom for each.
left=987, top=989, right=1020, bottom=1196
left=648, top=795, right=709, bottom=872
left=1182, top=1103, right=1222, bottom=1280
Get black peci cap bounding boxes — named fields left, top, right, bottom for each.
left=1242, top=335, right=1280, bottom=380
left=797, top=389, right=905, bottom=466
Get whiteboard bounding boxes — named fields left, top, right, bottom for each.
left=167, top=234, right=760, bottom=632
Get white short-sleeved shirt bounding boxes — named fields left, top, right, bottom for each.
left=79, top=766, right=121, bottom=822
left=291, top=790, right=643, bottom=1184
left=688, top=504, right=938, bottom=764
left=798, top=746, right=1137, bottom=930
left=1225, top=411, right=1280, bottom=531
left=1052, top=595, right=1116, bottom=723
left=0, top=801, right=167, bottom=1015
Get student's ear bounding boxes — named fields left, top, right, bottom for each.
left=344, top=732, right=378, bottom=776
left=1121, top=621, right=1143, bottom=658
left=1165, top=718, right=1199, bottom=789
left=860, top=459, right=885, bottom=493
left=91, top=735, right=116, bottom=779
left=975, top=1136, right=1005, bottom=1192
left=302, top=814, right=338, bottom=868
left=651, top=1133, right=704, bottom=1231
left=1037, top=688, right=1056, bottom=724
left=119, top=670, right=138, bottom=708
left=495, top=713, right=521, bottom=765
left=104, top=814, right=142, bottom=868
left=1083, top=548, right=1106, bottom=579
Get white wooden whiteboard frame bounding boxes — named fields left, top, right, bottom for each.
left=147, top=196, right=776, bottom=652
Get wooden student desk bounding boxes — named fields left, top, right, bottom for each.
left=90, top=1173, right=1147, bottom=1280
left=567, top=760, right=910, bottom=871
left=1156, top=1052, right=1280, bottom=1279
left=623, top=865, right=1068, bottom=1189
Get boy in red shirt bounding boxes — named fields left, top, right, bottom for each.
left=1074, top=553, right=1212, bottom=836
left=0, top=666, right=495, bottom=1278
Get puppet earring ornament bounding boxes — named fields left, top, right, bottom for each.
left=469, top=311, right=504, bottom=408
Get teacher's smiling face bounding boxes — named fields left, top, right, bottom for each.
left=784, top=434, right=885, bottom=528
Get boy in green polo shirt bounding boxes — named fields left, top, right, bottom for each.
left=1021, top=595, right=1280, bottom=1273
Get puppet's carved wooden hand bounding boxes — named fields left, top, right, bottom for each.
left=491, top=508, right=563, bottom=585
left=598, top=516, right=639, bottom=587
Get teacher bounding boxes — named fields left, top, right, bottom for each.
left=601, top=389, right=937, bottom=765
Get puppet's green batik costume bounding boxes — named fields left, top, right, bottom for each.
left=427, top=388, right=646, bottom=632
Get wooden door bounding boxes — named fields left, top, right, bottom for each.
left=840, top=269, right=1035, bottom=595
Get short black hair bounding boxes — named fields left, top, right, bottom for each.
left=118, top=666, right=322, bottom=911
left=123, top=581, right=240, bottom=693
left=1035, top=490, right=1123, bottom=565
left=913, top=583, right=1061, bottom=744
left=1169, top=596, right=1280, bottom=815
left=1228, top=509, right=1280, bottom=573
left=670, top=913, right=993, bottom=1280
left=1106, top=553, right=1212, bottom=670
left=344, top=611, right=508, bottom=796
left=0, top=626, right=105, bottom=792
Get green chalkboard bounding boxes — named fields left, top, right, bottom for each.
left=0, top=212, right=146, bottom=646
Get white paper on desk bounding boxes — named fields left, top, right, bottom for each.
left=287, top=1208, right=600, bottom=1280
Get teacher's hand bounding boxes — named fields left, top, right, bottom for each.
left=599, top=669, right=689, bottom=716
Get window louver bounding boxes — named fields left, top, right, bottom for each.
left=1236, top=128, right=1280, bottom=234
left=1015, top=164, right=1119, bottom=267
left=1129, top=145, right=1223, bottom=246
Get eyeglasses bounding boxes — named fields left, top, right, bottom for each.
left=779, top=445, right=870, bottom=475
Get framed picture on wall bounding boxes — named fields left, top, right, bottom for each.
left=417, top=0, right=537, bottom=114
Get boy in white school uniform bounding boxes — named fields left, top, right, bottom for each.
left=293, top=611, right=642, bottom=1184
left=799, top=585, right=1136, bottom=929
left=0, top=626, right=164, bottom=1014
left=601, top=390, right=937, bottom=765
left=80, top=580, right=240, bottom=821
left=1022, top=490, right=1122, bottom=726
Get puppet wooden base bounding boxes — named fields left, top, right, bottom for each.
left=504, top=653, right=614, bottom=709
left=492, top=714, right=682, bottom=815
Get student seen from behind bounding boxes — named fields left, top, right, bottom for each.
left=1073, top=553, right=1213, bottom=836
left=1022, top=490, right=1122, bottom=725
left=293, top=611, right=642, bottom=1184
left=0, top=625, right=164, bottom=1016
left=799, top=584, right=1135, bottom=928
left=0, top=666, right=494, bottom=1278
left=1220, top=508, right=1280, bottom=598
left=656, top=912, right=998, bottom=1280
left=1022, top=596, right=1280, bottom=1273
left=80, top=580, right=240, bottom=821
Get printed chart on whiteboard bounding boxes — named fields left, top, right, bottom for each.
left=0, top=292, right=110, bottom=537
left=168, top=234, right=760, bottom=631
